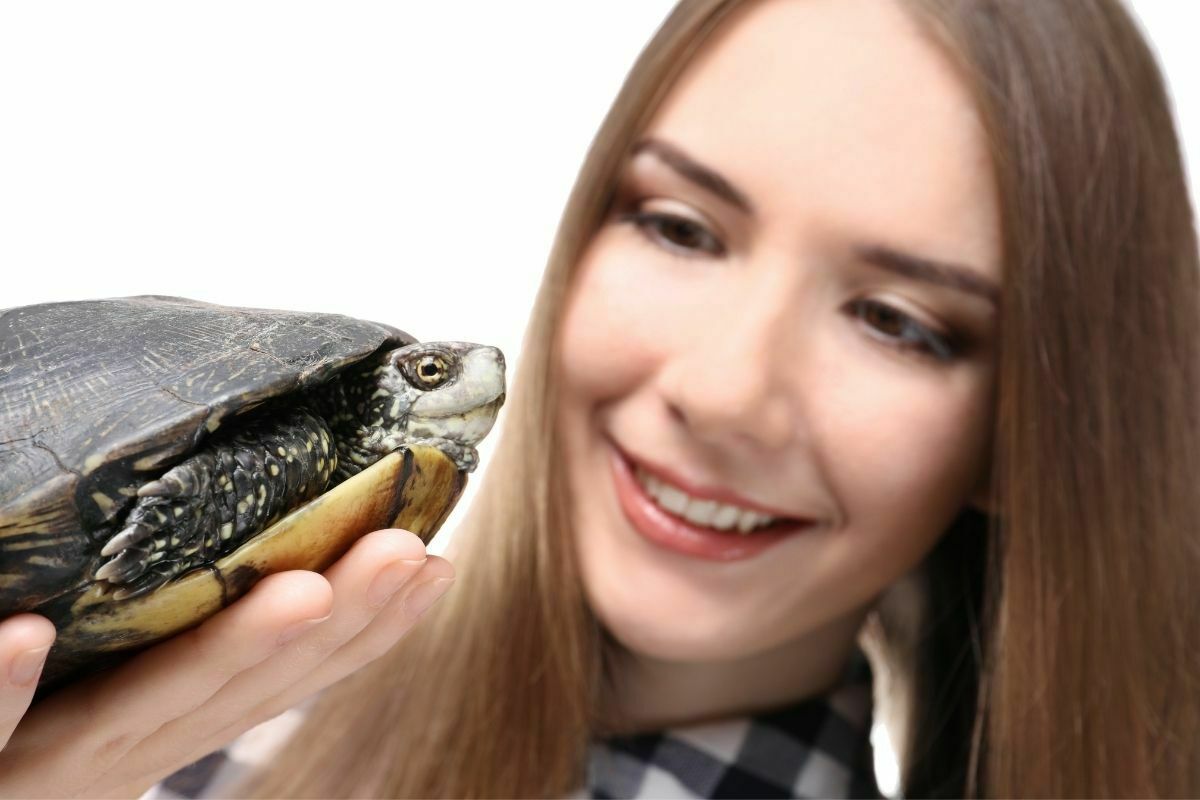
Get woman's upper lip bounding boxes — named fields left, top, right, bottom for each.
left=611, top=438, right=812, bottom=521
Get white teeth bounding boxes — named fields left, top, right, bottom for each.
left=682, top=499, right=718, bottom=526
left=737, top=511, right=763, bottom=533
left=634, top=466, right=778, bottom=534
left=711, top=505, right=740, bottom=529
left=657, top=483, right=689, bottom=515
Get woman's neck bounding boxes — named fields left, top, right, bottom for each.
left=605, top=604, right=872, bottom=735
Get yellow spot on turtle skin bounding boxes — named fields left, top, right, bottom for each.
left=205, top=416, right=221, bottom=433
left=133, top=454, right=168, bottom=471
left=154, top=510, right=167, bottom=524
left=277, top=447, right=287, bottom=457
left=257, top=485, right=267, bottom=502
left=91, top=492, right=117, bottom=515
left=317, top=458, right=326, bottom=471
left=220, top=522, right=234, bottom=540
left=174, top=506, right=185, bottom=518
left=237, top=500, right=249, bottom=514
left=84, top=454, right=105, bottom=473
left=309, top=431, right=320, bottom=441
left=305, top=440, right=313, bottom=452
left=269, top=464, right=280, bottom=476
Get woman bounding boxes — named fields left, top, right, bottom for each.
left=1, top=0, right=1196, bottom=797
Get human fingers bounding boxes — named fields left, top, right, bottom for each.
left=211, top=554, right=454, bottom=741
left=0, top=614, right=56, bottom=752
left=0, top=570, right=332, bottom=798
left=245, top=555, right=454, bottom=724
left=106, top=529, right=431, bottom=787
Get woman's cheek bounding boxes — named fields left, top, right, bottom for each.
left=823, top=376, right=990, bottom=577
left=558, top=237, right=674, bottom=400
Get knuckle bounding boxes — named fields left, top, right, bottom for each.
left=72, top=725, right=140, bottom=776
left=93, top=729, right=139, bottom=764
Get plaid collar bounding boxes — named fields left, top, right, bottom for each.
left=581, top=648, right=880, bottom=799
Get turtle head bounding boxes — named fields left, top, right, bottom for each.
left=359, top=341, right=506, bottom=471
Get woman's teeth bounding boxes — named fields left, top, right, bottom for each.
left=633, top=465, right=778, bottom=534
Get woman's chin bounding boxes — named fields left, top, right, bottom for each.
left=584, top=578, right=774, bottom=664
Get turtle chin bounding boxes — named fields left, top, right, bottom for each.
left=407, top=397, right=503, bottom=445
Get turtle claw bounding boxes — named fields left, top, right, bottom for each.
left=137, top=465, right=192, bottom=498
left=94, top=558, right=120, bottom=582
left=95, top=549, right=146, bottom=583
left=136, top=479, right=174, bottom=498
left=100, top=523, right=152, bottom=557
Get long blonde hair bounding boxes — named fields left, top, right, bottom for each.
left=247, top=1, right=1200, bottom=796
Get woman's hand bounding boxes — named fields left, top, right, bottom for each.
left=0, top=528, right=454, bottom=799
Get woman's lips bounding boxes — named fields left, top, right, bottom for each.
left=608, top=440, right=811, bottom=562
left=619, top=444, right=811, bottom=521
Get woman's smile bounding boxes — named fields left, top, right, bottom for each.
left=607, top=436, right=816, bottom=562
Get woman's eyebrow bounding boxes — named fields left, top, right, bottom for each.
left=631, top=137, right=756, bottom=215
left=630, top=136, right=999, bottom=308
left=855, top=244, right=1000, bottom=307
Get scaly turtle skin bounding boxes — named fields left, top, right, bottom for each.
left=0, top=296, right=506, bottom=690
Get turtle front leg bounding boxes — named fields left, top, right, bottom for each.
left=96, top=407, right=338, bottom=599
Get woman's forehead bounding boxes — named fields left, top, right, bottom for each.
left=638, top=0, right=1002, bottom=283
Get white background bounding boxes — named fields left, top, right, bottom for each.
left=1, top=4, right=1194, bottom=794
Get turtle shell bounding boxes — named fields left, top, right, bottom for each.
left=0, top=296, right=469, bottom=688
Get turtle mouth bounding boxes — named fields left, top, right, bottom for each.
left=405, top=395, right=505, bottom=446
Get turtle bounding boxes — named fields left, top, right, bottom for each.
left=0, top=295, right=506, bottom=691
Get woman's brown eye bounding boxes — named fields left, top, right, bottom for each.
left=619, top=210, right=725, bottom=257
left=849, top=299, right=959, bottom=362
left=863, top=302, right=905, bottom=336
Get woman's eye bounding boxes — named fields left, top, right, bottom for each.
left=849, top=299, right=959, bottom=362
left=619, top=210, right=726, bottom=257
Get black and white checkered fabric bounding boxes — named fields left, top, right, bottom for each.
left=575, top=649, right=880, bottom=799
left=145, top=652, right=878, bottom=799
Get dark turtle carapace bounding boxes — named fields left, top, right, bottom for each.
left=0, top=296, right=505, bottom=690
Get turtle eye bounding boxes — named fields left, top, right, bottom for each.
left=405, top=354, right=450, bottom=389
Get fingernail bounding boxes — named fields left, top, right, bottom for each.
left=404, top=577, right=454, bottom=618
left=277, top=614, right=331, bottom=646
left=10, top=645, right=51, bottom=686
left=366, top=559, right=425, bottom=608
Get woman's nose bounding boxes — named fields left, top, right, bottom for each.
left=656, top=310, right=798, bottom=452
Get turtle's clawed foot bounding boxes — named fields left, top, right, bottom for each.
left=95, top=408, right=337, bottom=599
left=95, top=454, right=221, bottom=595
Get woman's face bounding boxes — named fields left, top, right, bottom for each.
left=556, top=0, right=1001, bottom=664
